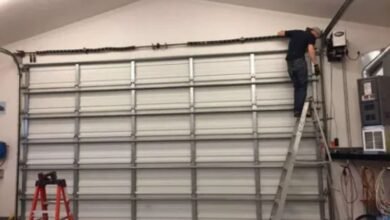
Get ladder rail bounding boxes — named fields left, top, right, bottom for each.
left=311, top=104, right=339, bottom=220
left=312, top=105, right=332, bottom=162
left=270, top=99, right=334, bottom=220
left=29, top=172, right=74, bottom=220
left=270, top=101, right=310, bottom=220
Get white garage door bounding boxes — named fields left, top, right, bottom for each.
left=19, top=51, right=327, bottom=220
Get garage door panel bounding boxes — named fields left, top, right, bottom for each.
left=258, top=112, right=314, bottom=134
left=260, top=168, right=318, bottom=195
left=137, top=142, right=190, bottom=163
left=79, top=201, right=131, bottom=220
left=80, top=64, right=131, bottom=86
left=137, top=88, right=189, bottom=110
left=137, top=169, right=191, bottom=194
left=80, top=91, right=132, bottom=112
left=198, top=169, right=255, bottom=194
left=136, top=115, right=190, bottom=136
left=196, top=113, right=252, bottom=135
left=138, top=201, right=191, bottom=220
left=262, top=202, right=321, bottom=220
left=79, top=170, right=131, bottom=194
left=197, top=141, right=253, bottom=162
left=27, top=144, right=74, bottom=165
left=29, top=119, right=75, bottom=139
left=195, top=86, right=251, bottom=108
left=29, top=94, right=75, bottom=114
left=259, top=139, right=317, bottom=161
left=79, top=143, right=131, bottom=164
left=198, top=201, right=256, bottom=220
left=80, top=117, right=132, bottom=137
left=194, top=56, right=250, bottom=82
left=256, top=84, right=293, bottom=107
left=136, top=60, right=189, bottom=84
left=29, top=66, right=76, bottom=89
left=255, top=54, right=287, bottom=79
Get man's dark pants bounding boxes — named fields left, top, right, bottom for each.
left=287, top=58, right=308, bottom=115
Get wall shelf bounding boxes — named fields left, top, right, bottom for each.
left=330, top=148, right=390, bottom=161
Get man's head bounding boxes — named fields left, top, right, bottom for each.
left=308, top=27, right=322, bottom=38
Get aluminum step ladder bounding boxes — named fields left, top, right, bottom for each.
left=270, top=99, right=331, bottom=220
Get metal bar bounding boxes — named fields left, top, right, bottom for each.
left=23, top=107, right=296, bottom=120
left=23, top=77, right=318, bottom=94
left=19, top=67, right=30, bottom=220
left=23, top=50, right=288, bottom=68
left=342, top=62, right=352, bottom=147
left=250, top=54, right=262, bottom=220
left=312, top=106, right=332, bottom=162
left=21, top=161, right=324, bottom=171
left=319, top=40, right=329, bottom=150
left=322, top=0, right=355, bottom=39
left=311, top=67, right=326, bottom=220
left=130, top=61, right=137, bottom=220
left=312, top=113, right=326, bottom=220
left=21, top=134, right=317, bottom=145
left=14, top=55, right=24, bottom=219
left=20, top=194, right=325, bottom=202
left=72, top=64, right=81, bottom=220
left=189, top=57, right=198, bottom=220
left=362, top=44, right=390, bottom=77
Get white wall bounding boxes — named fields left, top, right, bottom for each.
left=0, top=0, right=390, bottom=217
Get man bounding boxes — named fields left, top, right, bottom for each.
left=277, top=27, right=322, bottom=117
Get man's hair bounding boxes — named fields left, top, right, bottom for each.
left=307, top=27, right=322, bottom=37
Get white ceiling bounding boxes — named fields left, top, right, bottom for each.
left=0, top=0, right=389, bottom=46
left=208, top=0, right=390, bottom=28
left=0, top=0, right=138, bottom=45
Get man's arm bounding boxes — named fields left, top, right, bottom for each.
left=307, top=44, right=317, bottom=64
left=308, top=44, right=321, bottom=75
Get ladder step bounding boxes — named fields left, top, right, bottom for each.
left=33, top=210, right=50, bottom=213
left=45, top=201, right=66, bottom=205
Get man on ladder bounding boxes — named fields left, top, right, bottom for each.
left=273, top=26, right=333, bottom=220
left=277, top=27, right=322, bottom=117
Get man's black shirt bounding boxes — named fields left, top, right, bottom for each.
left=285, top=30, right=316, bottom=61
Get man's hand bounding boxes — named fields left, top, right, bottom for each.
left=277, top=31, right=285, bottom=37
left=314, top=64, right=321, bottom=76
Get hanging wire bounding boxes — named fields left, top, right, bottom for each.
left=376, top=168, right=390, bottom=215
left=340, top=164, right=359, bottom=220
left=361, top=166, right=377, bottom=214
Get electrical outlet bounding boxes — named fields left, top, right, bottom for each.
left=0, top=169, right=4, bottom=179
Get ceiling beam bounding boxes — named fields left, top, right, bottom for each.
left=322, top=0, right=355, bottom=40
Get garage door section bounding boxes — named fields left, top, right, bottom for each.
left=19, top=51, right=326, bottom=220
